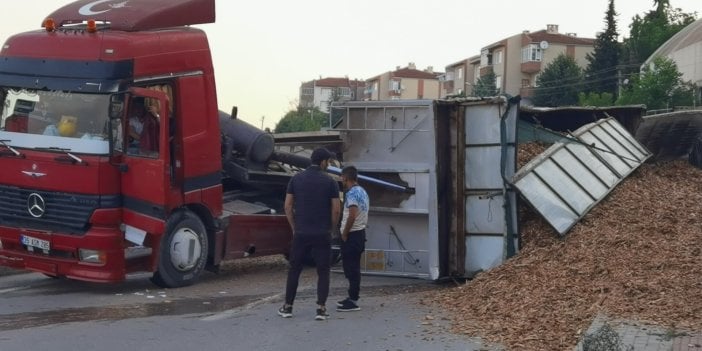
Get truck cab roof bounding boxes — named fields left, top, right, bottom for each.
left=46, top=0, right=215, bottom=32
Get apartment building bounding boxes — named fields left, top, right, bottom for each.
left=299, top=77, right=366, bottom=113
left=444, top=25, right=595, bottom=100
left=364, top=62, right=442, bottom=101
left=441, top=56, right=479, bottom=97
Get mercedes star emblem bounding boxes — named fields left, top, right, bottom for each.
left=27, top=193, right=46, bottom=218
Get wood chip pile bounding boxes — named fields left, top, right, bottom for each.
left=428, top=148, right=702, bottom=350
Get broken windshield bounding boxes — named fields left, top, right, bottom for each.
left=0, top=87, right=110, bottom=155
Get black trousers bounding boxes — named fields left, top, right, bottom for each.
left=284, top=233, right=331, bottom=306
left=341, top=229, right=365, bottom=301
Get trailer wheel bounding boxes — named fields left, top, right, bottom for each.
left=151, top=211, right=208, bottom=288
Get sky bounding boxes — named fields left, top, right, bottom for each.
left=0, top=1, right=701, bottom=130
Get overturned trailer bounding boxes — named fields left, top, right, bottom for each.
left=328, top=97, right=520, bottom=279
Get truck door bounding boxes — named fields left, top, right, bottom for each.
left=120, top=88, right=171, bottom=229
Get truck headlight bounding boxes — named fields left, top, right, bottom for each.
left=79, top=249, right=106, bottom=264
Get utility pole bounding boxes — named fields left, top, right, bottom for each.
left=260, top=115, right=265, bottom=130
left=617, top=65, right=622, bottom=98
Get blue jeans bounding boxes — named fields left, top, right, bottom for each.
left=341, top=229, right=365, bottom=301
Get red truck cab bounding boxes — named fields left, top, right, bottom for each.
left=0, top=0, right=292, bottom=287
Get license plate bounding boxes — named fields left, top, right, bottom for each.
left=21, top=235, right=50, bottom=251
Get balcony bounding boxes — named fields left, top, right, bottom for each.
left=521, top=61, right=541, bottom=74
left=520, top=86, right=535, bottom=97
left=479, top=66, right=493, bottom=76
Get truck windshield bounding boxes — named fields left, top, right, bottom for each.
left=0, top=87, right=110, bottom=155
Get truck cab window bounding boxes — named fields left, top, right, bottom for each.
left=0, top=88, right=111, bottom=155
left=126, top=96, right=160, bottom=157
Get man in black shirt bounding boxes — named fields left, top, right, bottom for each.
left=278, top=147, right=341, bottom=321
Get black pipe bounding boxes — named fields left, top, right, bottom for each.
left=270, top=151, right=311, bottom=169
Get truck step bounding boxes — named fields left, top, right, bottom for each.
left=124, top=246, right=152, bottom=260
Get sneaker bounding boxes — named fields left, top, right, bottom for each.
left=336, top=298, right=351, bottom=308
left=315, top=307, right=329, bottom=321
left=336, top=299, right=360, bottom=312
left=278, top=304, right=293, bottom=318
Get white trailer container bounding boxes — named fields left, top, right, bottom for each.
left=330, top=97, right=520, bottom=279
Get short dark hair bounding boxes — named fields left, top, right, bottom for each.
left=310, top=147, right=333, bottom=165
left=341, top=165, right=358, bottom=181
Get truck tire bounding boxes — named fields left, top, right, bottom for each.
left=151, top=211, right=208, bottom=288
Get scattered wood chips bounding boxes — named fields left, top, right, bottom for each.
left=426, top=149, right=702, bottom=350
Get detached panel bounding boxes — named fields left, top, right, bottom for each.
left=513, top=117, right=651, bottom=235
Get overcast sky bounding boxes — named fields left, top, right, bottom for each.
left=0, top=1, right=701, bottom=129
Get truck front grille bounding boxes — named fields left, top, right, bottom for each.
left=0, top=185, right=121, bottom=235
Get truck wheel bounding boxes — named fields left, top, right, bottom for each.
left=151, top=211, right=208, bottom=288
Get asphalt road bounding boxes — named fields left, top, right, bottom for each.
left=0, top=256, right=502, bottom=351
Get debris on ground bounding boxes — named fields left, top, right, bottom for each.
left=427, top=154, right=702, bottom=350
left=581, top=323, right=633, bottom=351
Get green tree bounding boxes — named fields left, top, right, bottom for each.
left=584, top=0, right=621, bottom=97
left=621, top=0, right=696, bottom=68
left=274, top=107, right=328, bottom=133
left=578, top=92, right=615, bottom=107
left=472, top=71, right=498, bottom=97
left=616, top=56, right=697, bottom=110
left=533, top=54, right=584, bottom=107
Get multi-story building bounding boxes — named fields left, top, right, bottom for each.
left=299, top=77, right=365, bottom=113
left=364, top=62, right=442, bottom=101
left=441, top=56, right=479, bottom=97
left=444, top=24, right=595, bottom=100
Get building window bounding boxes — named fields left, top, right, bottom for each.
left=495, top=75, right=502, bottom=91
left=495, top=51, right=503, bottom=64
left=521, top=79, right=530, bottom=88
left=480, top=49, right=493, bottom=66
left=338, top=87, right=351, bottom=97
left=521, top=44, right=542, bottom=62
left=321, top=88, right=333, bottom=100
left=301, top=88, right=314, bottom=95
left=458, top=67, right=464, bottom=79
left=389, top=80, right=401, bottom=92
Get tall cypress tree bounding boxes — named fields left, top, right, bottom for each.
left=584, top=0, right=620, bottom=97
